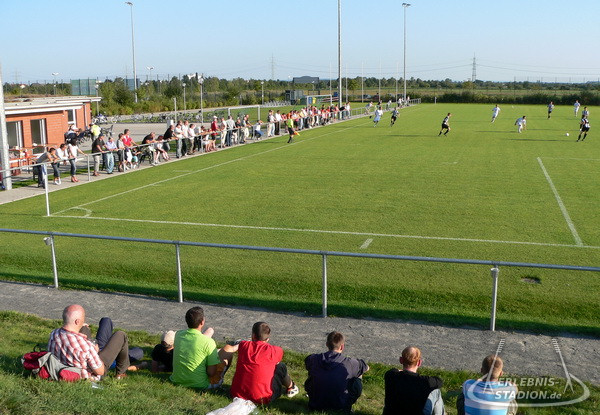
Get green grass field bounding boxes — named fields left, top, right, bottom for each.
left=1, top=311, right=598, bottom=415
left=0, top=103, right=598, bottom=335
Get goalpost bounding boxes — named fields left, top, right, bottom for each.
left=227, top=105, right=261, bottom=122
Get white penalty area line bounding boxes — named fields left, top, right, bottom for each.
left=52, top=122, right=366, bottom=216
left=52, top=215, right=600, bottom=250
left=537, top=157, right=583, bottom=247
left=360, top=238, right=373, bottom=249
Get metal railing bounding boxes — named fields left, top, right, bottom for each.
left=0, top=227, right=598, bottom=331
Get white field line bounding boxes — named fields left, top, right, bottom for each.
left=53, top=122, right=364, bottom=216
left=360, top=238, right=373, bottom=249
left=541, top=157, right=600, bottom=161
left=537, top=157, right=583, bottom=247
left=53, top=215, right=600, bottom=250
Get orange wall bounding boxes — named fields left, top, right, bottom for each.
left=6, top=103, right=93, bottom=149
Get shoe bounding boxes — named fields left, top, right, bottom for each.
left=286, top=382, right=299, bottom=398
left=115, top=373, right=127, bottom=380
left=58, top=178, right=61, bottom=185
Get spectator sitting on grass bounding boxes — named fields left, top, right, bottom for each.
left=305, top=331, right=369, bottom=413
left=457, top=355, right=518, bottom=415
left=170, top=306, right=220, bottom=389
left=230, top=321, right=299, bottom=405
left=151, top=330, right=176, bottom=372
left=48, top=304, right=130, bottom=380
left=383, top=346, right=445, bottom=415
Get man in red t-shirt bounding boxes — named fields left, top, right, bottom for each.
left=230, top=322, right=299, bottom=405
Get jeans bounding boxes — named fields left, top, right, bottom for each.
left=35, top=165, right=47, bottom=187
left=69, top=158, right=76, bottom=176
left=51, top=162, right=60, bottom=179
left=423, top=388, right=445, bottom=415
left=105, top=152, right=115, bottom=173
left=176, top=138, right=183, bottom=158
left=225, top=130, right=233, bottom=146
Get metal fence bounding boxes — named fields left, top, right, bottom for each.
left=0, top=227, right=598, bottom=332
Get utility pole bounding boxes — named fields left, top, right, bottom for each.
left=471, top=54, right=477, bottom=83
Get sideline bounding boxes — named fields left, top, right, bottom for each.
left=52, top=122, right=366, bottom=216
left=537, top=157, right=583, bottom=246
left=51, top=214, right=600, bottom=250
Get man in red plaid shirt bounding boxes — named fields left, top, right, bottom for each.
left=48, top=304, right=130, bottom=380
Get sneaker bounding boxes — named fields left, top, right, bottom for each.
left=286, top=382, right=299, bottom=398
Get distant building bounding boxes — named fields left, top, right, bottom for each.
left=3, top=96, right=100, bottom=154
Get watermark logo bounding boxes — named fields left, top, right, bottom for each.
left=464, top=338, right=590, bottom=408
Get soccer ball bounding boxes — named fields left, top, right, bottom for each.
left=565, top=133, right=570, bottom=136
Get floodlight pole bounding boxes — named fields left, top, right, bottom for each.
left=0, top=62, right=12, bottom=190
left=199, top=76, right=204, bottom=124
left=52, top=72, right=59, bottom=95
left=337, top=0, right=343, bottom=107
left=402, top=3, right=411, bottom=101
left=125, top=2, right=138, bottom=103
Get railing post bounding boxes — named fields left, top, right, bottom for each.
left=322, top=254, right=328, bottom=318
left=44, top=167, right=50, bottom=217
left=490, top=266, right=499, bottom=331
left=175, top=243, right=183, bottom=303
left=44, top=234, right=59, bottom=288
left=87, top=155, right=91, bottom=181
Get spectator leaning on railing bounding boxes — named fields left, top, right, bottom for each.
left=34, top=147, right=60, bottom=188
left=91, top=134, right=106, bottom=176
left=104, top=136, right=117, bottom=174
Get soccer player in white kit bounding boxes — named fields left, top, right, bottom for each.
left=373, top=107, right=383, bottom=126
left=574, top=100, right=581, bottom=117
left=491, top=105, right=501, bottom=123
left=515, top=116, right=527, bottom=133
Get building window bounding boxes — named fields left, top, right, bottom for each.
left=67, top=109, right=76, bottom=127
left=30, top=119, right=47, bottom=154
left=6, top=121, right=23, bottom=148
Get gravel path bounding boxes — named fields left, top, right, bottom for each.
left=1, top=280, right=598, bottom=385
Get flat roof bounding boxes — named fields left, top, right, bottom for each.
left=4, top=96, right=102, bottom=115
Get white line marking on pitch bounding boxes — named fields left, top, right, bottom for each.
left=53, top=123, right=363, bottom=216
left=53, top=215, right=600, bottom=250
left=541, top=157, right=600, bottom=161
left=537, top=157, right=583, bottom=246
left=360, top=238, right=373, bottom=249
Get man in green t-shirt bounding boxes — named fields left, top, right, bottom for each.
left=170, top=306, right=220, bottom=389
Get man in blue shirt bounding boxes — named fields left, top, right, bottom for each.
left=457, top=355, right=518, bottom=415
left=304, top=331, right=369, bottom=413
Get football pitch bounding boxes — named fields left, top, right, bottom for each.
left=1, top=103, right=598, bottom=335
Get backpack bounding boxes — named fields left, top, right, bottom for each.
left=22, top=348, right=82, bottom=382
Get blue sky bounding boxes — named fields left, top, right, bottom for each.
left=2, top=0, right=599, bottom=83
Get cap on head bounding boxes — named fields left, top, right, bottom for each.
left=162, top=330, right=176, bottom=347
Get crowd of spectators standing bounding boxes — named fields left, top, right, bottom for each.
left=35, top=103, right=358, bottom=187
left=45, top=304, right=519, bottom=415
